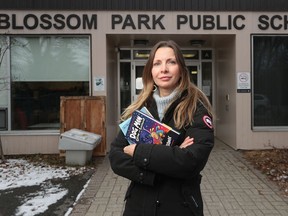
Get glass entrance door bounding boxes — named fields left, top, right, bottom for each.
left=201, top=62, right=213, bottom=104
left=187, top=63, right=213, bottom=104
left=119, top=61, right=145, bottom=113
left=187, top=64, right=201, bottom=87
left=132, top=62, right=145, bottom=102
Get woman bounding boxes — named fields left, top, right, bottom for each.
left=109, top=40, right=214, bottom=216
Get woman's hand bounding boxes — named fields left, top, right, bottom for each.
left=179, top=136, right=194, bottom=149
left=123, top=137, right=193, bottom=156
left=123, top=144, right=137, bottom=157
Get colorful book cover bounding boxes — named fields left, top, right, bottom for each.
left=119, top=107, right=152, bottom=137
left=125, top=109, right=180, bottom=146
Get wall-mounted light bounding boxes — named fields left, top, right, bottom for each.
left=135, top=52, right=150, bottom=58
left=183, top=53, right=196, bottom=58
left=133, top=50, right=150, bottom=59
left=182, top=50, right=199, bottom=59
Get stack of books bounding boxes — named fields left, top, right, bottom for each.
left=119, top=107, right=180, bottom=146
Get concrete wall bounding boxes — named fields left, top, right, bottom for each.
left=106, top=37, right=119, bottom=152
left=1, top=135, right=59, bottom=154
left=214, top=35, right=237, bottom=149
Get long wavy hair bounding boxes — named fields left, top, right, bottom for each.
left=121, top=40, right=213, bottom=129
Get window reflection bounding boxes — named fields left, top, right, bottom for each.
left=253, top=35, right=288, bottom=127
left=12, top=82, right=88, bottom=130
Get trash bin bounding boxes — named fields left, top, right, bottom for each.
left=58, top=128, right=102, bottom=165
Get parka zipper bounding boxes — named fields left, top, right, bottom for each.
left=190, top=195, right=199, bottom=208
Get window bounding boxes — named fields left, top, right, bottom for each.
left=10, top=36, right=90, bottom=130
left=0, top=108, right=7, bottom=130
left=252, top=35, right=288, bottom=128
left=120, top=62, right=131, bottom=113
left=0, top=36, right=9, bottom=111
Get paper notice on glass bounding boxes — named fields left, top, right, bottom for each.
left=202, top=86, right=210, bottom=96
left=94, top=77, right=105, bottom=91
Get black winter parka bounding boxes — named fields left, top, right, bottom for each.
left=109, top=93, right=214, bottom=216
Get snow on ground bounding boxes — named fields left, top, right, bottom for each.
left=0, top=159, right=72, bottom=190
left=0, top=158, right=90, bottom=216
left=15, top=185, right=68, bottom=216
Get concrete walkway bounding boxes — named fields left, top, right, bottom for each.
left=70, top=139, right=288, bottom=216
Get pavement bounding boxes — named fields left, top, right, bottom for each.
left=69, top=139, right=288, bottom=216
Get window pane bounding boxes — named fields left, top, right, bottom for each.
left=202, top=62, right=213, bottom=104
left=187, top=65, right=198, bottom=85
left=0, top=36, right=9, bottom=107
left=253, top=36, right=288, bottom=127
left=120, top=62, right=131, bottom=113
left=120, top=50, right=131, bottom=59
left=11, top=36, right=89, bottom=81
left=10, top=36, right=90, bottom=130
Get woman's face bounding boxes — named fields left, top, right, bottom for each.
left=152, top=47, right=181, bottom=97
